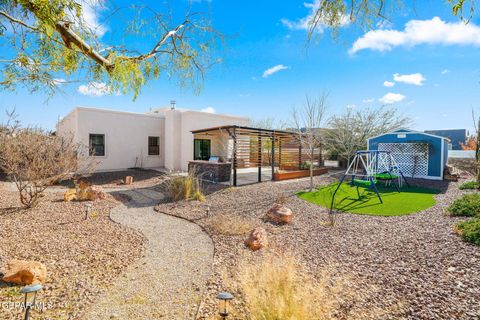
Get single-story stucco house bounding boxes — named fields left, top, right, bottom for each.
left=56, top=104, right=250, bottom=172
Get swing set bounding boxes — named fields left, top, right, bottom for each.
left=330, top=150, right=409, bottom=210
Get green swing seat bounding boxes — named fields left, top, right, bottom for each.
left=373, top=173, right=399, bottom=180
left=352, top=179, right=377, bottom=187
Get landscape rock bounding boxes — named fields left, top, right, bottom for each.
left=87, top=185, right=107, bottom=201
left=266, top=204, right=294, bottom=224
left=125, top=176, right=134, bottom=185
left=1, top=259, right=47, bottom=285
left=64, top=188, right=77, bottom=202
left=244, top=227, right=268, bottom=251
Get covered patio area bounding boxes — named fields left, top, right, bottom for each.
left=189, top=125, right=327, bottom=186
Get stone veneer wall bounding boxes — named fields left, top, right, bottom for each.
left=188, top=161, right=231, bottom=183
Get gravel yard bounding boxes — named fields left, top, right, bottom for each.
left=155, top=175, right=480, bottom=320
left=0, top=186, right=145, bottom=319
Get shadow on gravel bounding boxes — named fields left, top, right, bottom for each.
left=57, top=168, right=165, bottom=188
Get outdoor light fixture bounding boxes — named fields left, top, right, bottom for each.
left=20, top=283, right=43, bottom=320
left=216, top=291, right=234, bottom=319
left=84, top=202, right=92, bottom=220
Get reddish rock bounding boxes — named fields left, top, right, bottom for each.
left=1, top=260, right=47, bottom=285
left=87, top=185, right=107, bottom=201
left=125, top=176, right=134, bottom=185
left=244, top=227, right=268, bottom=251
left=266, top=204, right=294, bottom=224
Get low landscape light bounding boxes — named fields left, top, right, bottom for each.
left=84, top=202, right=92, bottom=220
left=20, top=283, right=43, bottom=320
left=216, top=291, right=234, bottom=319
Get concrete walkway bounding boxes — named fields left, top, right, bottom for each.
left=86, top=188, right=214, bottom=320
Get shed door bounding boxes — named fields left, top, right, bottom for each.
left=378, top=143, right=429, bottom=178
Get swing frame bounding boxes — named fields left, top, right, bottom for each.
left=329, top=150, right=409, bottom=211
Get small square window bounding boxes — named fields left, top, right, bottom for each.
left=148, top=136, right=160, bottom=156
left=89, top=134, right=105, bottom=156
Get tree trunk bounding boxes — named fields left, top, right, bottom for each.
left=476, top=124, right=480, bottom=189
left=309, top=148, right=314, bottom=191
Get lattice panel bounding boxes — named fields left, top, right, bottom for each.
left=378, top=143, right=429, bottom=177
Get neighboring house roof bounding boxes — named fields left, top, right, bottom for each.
left=424, top=129, right=466, bottom=150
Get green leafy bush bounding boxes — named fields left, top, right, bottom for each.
left=456, top=218, right=480, bottom=245
left=459, top=181, right=480, bottom=190
left=447, top=193, right=480, bottom=217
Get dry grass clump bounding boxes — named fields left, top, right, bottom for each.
left=168, top=169, right=205, bottom=202
left=207, top=213, right=257, bottom=236
left=234, top=252, right=396, bottom=320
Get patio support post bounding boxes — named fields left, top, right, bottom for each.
left=298, top=145, right=302, bottom=169
left=258, top=135, right=262, bottom=182
left=271, top=135, right=275, bottom=181
left=279, top=138, right=282, bottom=168
left=233, top=128, right=237, bottom=186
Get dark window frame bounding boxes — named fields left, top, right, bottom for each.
left=89, top=134, right=105, bottom=157
left=148, top=136, right=160, bottom=156
left=194, top=139, right=211, bottom=161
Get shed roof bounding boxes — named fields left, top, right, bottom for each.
left=367, top=128, right=450, bottom=142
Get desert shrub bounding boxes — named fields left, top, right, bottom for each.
left=167, top=169, right=205, bottom=202
left=0, top=125, right=93, bottom=208
left=459, top=181, right=480, bottom=190
left=236, top=252, right=393, bottom=320
left=447, top=193, right=480, bottom=217
left=455, top=218, right=480, bottom=245
left=207, top=213, right=256, bottom=235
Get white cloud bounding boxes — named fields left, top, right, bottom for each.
left=441, top=69, right=450, bottom=74
left=201, top=106, right=216, bottom=113
left=77, top=82, right=115, bottom=96
left=393, top=73, right=426, bottom=86
left=362, top=98, right=375, bottom=103
left=378, top=93, right=406, bottom=104
left=384, top=81, right=395, bottom=87
left=76, top=0, right=107, bottom=37
left=349, top=16, right=480, bottom=54
left=262, top=64, right=289, bottom=78
left=281, top=0, right=348, bottom=33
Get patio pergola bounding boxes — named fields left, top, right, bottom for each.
left=190, top=125, right=321, bottom=186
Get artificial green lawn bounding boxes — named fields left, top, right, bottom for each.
left=297, top=182, right=440, bottom=216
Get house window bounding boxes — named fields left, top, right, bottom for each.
left=194, top=139, right=211, bottom=160
left=89, top=134, right=105, bottom=156
left=148, top=136, right=160, bottom=156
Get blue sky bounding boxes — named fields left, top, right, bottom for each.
left=1, top=0, right=480, bottom=133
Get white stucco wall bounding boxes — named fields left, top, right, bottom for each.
left=57, top=107, right=165, bottom=171
left=178, top=111, right=250, bottom=171
left=57, top=106, right=250, bottom=172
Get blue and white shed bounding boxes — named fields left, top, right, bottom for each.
left=367, top=128, right=449, bottom=180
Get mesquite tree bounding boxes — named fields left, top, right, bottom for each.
left=292, top=94, right=327, bottom=192
left=0, top=116, right=94, bottom=207
left=0, top=1, right=219, bottom=99
left=308, top=0, right=475, bottom=38
left=323, top=106, right=410, bottom=166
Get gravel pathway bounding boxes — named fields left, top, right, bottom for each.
left=155, top=176, right=480, bottom=320
left=85, top=188, right=214, bottom=319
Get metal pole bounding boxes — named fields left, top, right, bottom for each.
left=298, top=145, right=302, bottom=169
left=271, top=135, right=275, bottom=180
left=233, top=129, right=237, bottom=186
left=258, top=135, right=262, bottom=182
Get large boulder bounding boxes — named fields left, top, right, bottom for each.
left=266, top=204, right=294, bottom=224
left=1, top=260, right=47, bottom=285
left=244, top=227, right=268, bottom=251
left=86, top=185, right=107, bottom=201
